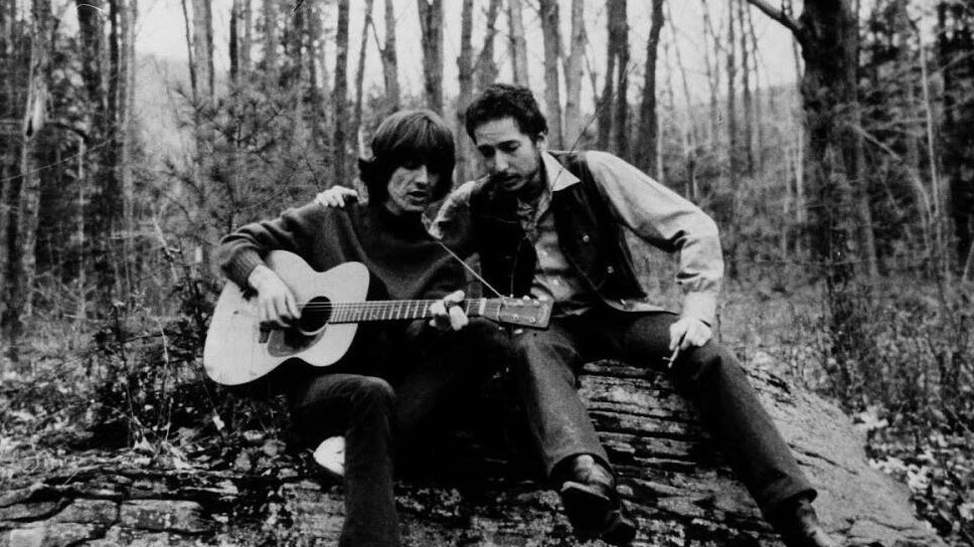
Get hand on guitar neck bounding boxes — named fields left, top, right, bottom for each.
left=427, top=290, right=469, bottom=332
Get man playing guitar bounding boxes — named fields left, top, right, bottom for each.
left=215, top=110, right=511, bottom=547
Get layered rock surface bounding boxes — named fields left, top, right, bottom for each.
left=0, top=361, right=943, bottom=546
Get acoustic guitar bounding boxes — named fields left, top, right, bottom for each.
left=203, top=251, right=552, bottom=386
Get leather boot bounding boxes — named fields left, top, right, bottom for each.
left=557, top=454, right=637, bottom=545
left=770, top=495, right=840, bottom=547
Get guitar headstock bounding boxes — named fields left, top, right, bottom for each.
left=487, top=297, right=552, bottom=329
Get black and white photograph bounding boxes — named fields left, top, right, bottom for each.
left=0, top=1, right=971, bottom=545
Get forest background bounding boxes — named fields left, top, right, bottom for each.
left=0, top=0, right=972, bottom=544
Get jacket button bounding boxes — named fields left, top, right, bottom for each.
left=582, top=234, right=591, bottom=243
left=606, top=266, right=615, bottom=274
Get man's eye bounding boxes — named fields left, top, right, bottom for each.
left=401, top=160, right=421, bottom=169
left=478, top=148, right=495, bottom=158
left=500, top=144, right=519, bottom=153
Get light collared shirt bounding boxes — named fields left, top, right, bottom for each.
left=431, top=151, right=724, bottom=325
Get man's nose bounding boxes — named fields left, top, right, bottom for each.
left=492, top=154, right=509, bottom=172
left=413, top=165, right=429, bottom=184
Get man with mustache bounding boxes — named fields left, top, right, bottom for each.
left=321, top=85, right=839, bottom=547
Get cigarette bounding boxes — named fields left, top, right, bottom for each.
left=666, top=333, right=687, bottom=369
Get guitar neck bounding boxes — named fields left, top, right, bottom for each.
left=326, top=299, right=493, bottom=324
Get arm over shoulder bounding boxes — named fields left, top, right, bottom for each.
left=429, top=181, right=478, bottom=259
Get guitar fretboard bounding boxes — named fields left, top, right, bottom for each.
left=325, top=299, right=495, bottom=323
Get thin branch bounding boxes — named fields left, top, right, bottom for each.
left=745, top=0, right=805, bottom=45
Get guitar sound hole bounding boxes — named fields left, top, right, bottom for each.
left=297, top=296, right=332, bottom=335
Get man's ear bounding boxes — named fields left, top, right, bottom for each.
left=536, top=132, right=548, bottom=151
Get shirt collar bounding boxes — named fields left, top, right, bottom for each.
left=542, top=151, right=580, bottom=192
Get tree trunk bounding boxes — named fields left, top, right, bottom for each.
left=120, top=0, right=136, bottom=297
left=635, top=0, right=664, bottom=177
left=668, top=0, right=698, bottom=199
left=456, top=0, right=476, bottom=184
left=562, top=0, right=585, bottom=149
left=610, top=0, right=629, bottom=160
left=263, top=0, right=278, bottom=85
left=305, top=3, right=325, bottom=148
left=333, top=0, right=349, bottom=185
left=380, top=0, right=399, bottom=110
left=598, top=0, right=629, bottom=155
left=748, top=0, right=879, bottom=396
left=746, top=5, right=764, bottom=172
left=416, top=0, right=443, bottom=114
left=701, top=0, right=721, bottom=150
left=538, top=0, right=563, bottom=149
left=726, top=0, right=739, bottom=182
left=937, top=2, right=974, bottom=275
left=191, top=0, right=213, bottom=101
left=7, top=0, right=54, bottom=363
left=508, top=0, right=529, bottom=86
left=739, top=0, right=754, bottom=175
left=241, top=0, right=252, bottom=74
left=0, top=0, right=14, bottom=333
left=353, top=0, right=374, bottom=159
left=230, top=0, right=240, bottom=82
left=474, top=0, right=502, bottom=93
left=725, top=0, right=740, bottom=278
left=73, top=0, right=104, bottom=318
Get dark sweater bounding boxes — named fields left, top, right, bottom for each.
left=219, top=201, right=463, bottom=304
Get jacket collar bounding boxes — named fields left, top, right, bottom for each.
left=542, top=151, right=580, bottom=192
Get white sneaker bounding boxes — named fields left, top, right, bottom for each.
left=313, top=436, right=346, bottom=477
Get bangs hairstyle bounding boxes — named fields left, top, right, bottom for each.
left=465, top=83, right=547, bottom=143
left=358, top=110, right=456, bottom=204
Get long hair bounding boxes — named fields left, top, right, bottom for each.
left=358, top=110, right=456, bottom=204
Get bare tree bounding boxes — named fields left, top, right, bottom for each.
left=379, top=0, right=400, bottom=109
left=701, top=0, right=722, bottom=148
left=726, top=0, right=739, bottom=181
left=457, top=0, right=476, bottom=183
left=739, top=0, right=754, bottom=175
left=263, top=0, right=278, bottom=83
left=538, top=0, right=563, bottom=149
left=353, top=0, right=375, bottom=154
left=6, top=0, right=54, bottom=361
left=598, top=0, right=630, bottom=157
left=748, top=0, right=880, bottom=385
left=635, top=0, right=664, bottom=177
left=745, top=5, right=764, bottom=171
left=417, top=0, right=443, bottom=114
left=668, top=0, right=699, bottom=198
left=938, top=2, right=974, bottom=274
left=562, top=0, right=585, bottom=148
left=191, top=0, right=214, bottom=101
left=474, top=0, right=502, bottom=93
left=230, top=0, right=241, bottom=82
left=120, top=0, right=137, bottom=291
left=334, top=0, right=350, bottom=183
left=508, top=0, right=529, bottom=86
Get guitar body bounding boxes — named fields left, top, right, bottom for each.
left=203, top=253, right=368, bottom=386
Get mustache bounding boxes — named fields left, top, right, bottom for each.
left=489, top=173, right=519, bottom=184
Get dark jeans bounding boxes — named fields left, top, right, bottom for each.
left=285, top=318, right=509, bottom=547
left=511, top=309, right=814, bottom=515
